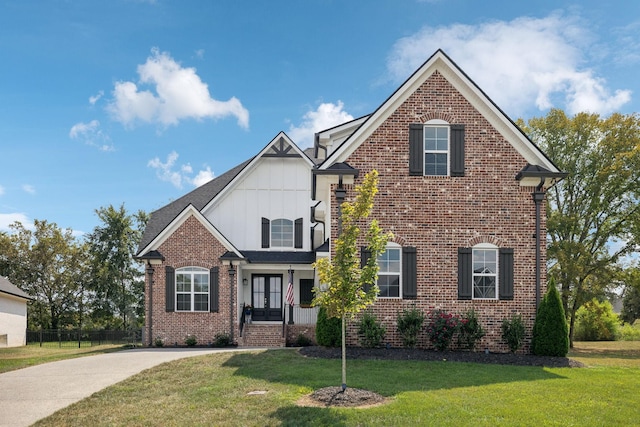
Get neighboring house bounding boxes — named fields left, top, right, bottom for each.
left=136, top=50, right=565, bottom=351
left=0, top=276, right=33, bottom=347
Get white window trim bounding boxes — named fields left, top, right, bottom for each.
left=472, top=243, right=498, bottom=300
left=424, top=119, right=450, bottom=177
left=271, top=218, right=294, bottom=248
left=377, top=243, right=402, bottom=299
left=175, top=266, right=210, bottom=312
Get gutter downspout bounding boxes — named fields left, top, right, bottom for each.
left=146, top=263, right=154, bottom=346
left=533, top=179, right=546, bottom=311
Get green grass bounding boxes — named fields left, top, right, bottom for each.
left=0, top=344, right=124, bottom=373
left=30, top=342, right=640, bottom=427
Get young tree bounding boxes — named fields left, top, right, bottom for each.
left=532, top=280, right=569, bottom=357
left=312, top=170, right=392, bottom=390
left=520, top=110, right=640, bottom=345
left=87, top=204, right=148, bottom=329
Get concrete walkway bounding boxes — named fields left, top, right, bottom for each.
left=0, top=347, right=256, bottom=427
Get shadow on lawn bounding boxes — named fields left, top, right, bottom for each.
left=222, top=348, right=565, bottom=423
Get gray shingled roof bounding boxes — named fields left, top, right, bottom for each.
left=137, top=159, right=252, bottom=254
left=0, top=276, right=32, bottom=300
left=137, top=147, right=320, bottom=255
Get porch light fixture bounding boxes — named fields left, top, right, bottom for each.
left=243, top=278, right=248, bottom=286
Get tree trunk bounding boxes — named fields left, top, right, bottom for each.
left=341, top=314, right=346, bottom=391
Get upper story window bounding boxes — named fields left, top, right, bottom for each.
left=262, top=217, right=303, bottom=249
left=377, top=244, right=402, bottom=298
left=271, top=219, right=294, bottom=247
left=472, top=243, right=498, bottom=299
left=176, top=266, right=210, bottom=312
left=424, top=122, right=449, bottom=176
left=409, top=121, right=465, bottom=177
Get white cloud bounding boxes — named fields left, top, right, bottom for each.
left=69, top=120, right=114, bottom=151
left=148, top=151, right=214, bottom=188
left=108, top=48, right=249, bottom=129
left=0, top=185, right=4, bottom=196
left=387, top=13, right=631, bottom=116
left=0, top=213, right=32, bottom=231
left=22, top=184, right=35, bottom=195
left=89, top=90, right=104, bottom=105
left=192, top=167, right=214, bottom=187
left=288, top=101, right=354, bottom=148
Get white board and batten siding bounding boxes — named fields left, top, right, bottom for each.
left=206, top=157, right=312, bottom=251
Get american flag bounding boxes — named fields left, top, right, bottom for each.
left=286, top=270, right=294, bottom=306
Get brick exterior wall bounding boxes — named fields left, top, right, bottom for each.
left=144, top=216, right=238, bottom=346
left=334, top=71, right=547, bottom=353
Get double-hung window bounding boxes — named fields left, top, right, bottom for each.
left=377, top=244, right=401, bottom=298
left=472, top=244, right=498, bottom=299
left=271, top=218, right=294, bottom=247
left=424, top=124, right=449, bottom=176
left=176, top=267, right=210, bottom=312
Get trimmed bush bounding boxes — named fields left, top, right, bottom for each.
left=357, top=311, right=386, bottom=348
left=315, top=306, right=342, bottom=347
left=574, top=298, right=620, bottom=341
left=397, top=305, right=425, bottom=348
left=532, top=280, right=569, bottom=356
left=501, top=313, right=526, bottom=353
left=426, top=310, right=460, bottom=351
left=213, top=332, right=232, bottom=347
left=457, top=309, right=485, bottom=351
left=184, top=334, right=197, bottom=346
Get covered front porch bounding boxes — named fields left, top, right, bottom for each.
left=235, top=251, right=319, bottom=347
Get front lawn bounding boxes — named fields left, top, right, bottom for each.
left=34, top=342, right=640, bottom=426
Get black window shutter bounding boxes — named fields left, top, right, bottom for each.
left=458, top=248, right=472, bottom=300
left=499, top=248, right=514, bottom=300
left=450, top=124, right=465, bottom=177
left=402, top=246, right=417, bottom=299
left=361, top=246, right=372, bottom=293
left=165, top=266, right=175, bottom=312
left=294, top=218, right=303, bottom=248
left=409, top=124, right=424, bottom=176
left=261, top=217, right=270, bottom=248
left=210, top=267, right=219, bottom=312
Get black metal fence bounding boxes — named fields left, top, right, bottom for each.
left=26, top=328, right=143, bottom=348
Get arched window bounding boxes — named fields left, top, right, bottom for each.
left=271, top=218, right=294, bottom=247
left=175, top=267, right=210, bottom=312
left=424, top=119, right=450, bottom=176
left=377, top=243, right=402, bottom=298
left=472, top=243, right=498, bottom=299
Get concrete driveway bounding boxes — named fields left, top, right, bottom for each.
left=0, top=347, right=255, bottom=427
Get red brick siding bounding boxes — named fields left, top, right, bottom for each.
left=144, top=215, right=238, bottom=346
left=333, top=71, right=547, bottom=352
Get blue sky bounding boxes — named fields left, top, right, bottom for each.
left=1, top=0, right=639, bottom=236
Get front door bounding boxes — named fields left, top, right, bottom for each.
left=252, top=275, right=282, bottom=321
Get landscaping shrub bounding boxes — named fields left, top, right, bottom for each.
left=154, top=336, right=164, bottom=347
left=618, top=322, right=640, bottom=341
left=293, top=333, right=313, bottom=347
left=574, top=298, right=620, bottom=341
left=457, top=309, right=485, bottom=350
left=357, top=311, right=386, bottom=348
left=184, top=334, right=197, bottom=346
left=397, top=305, right=425, bottom=348
left=501, top=313, right=526, bottom=353
left=426, top=309, right=460, bottom=351
left=315, top=306, right=342, bottom=347
left=213, top=332, right=232, bottom=347
left=532, top=280, right=569, bottom=356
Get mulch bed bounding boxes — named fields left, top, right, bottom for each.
left=299, top=345, right=584, bottom=368
left=297, top=346, right=583, bottom=407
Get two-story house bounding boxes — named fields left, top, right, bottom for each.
left=136, top=50, right=565, bottom=351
